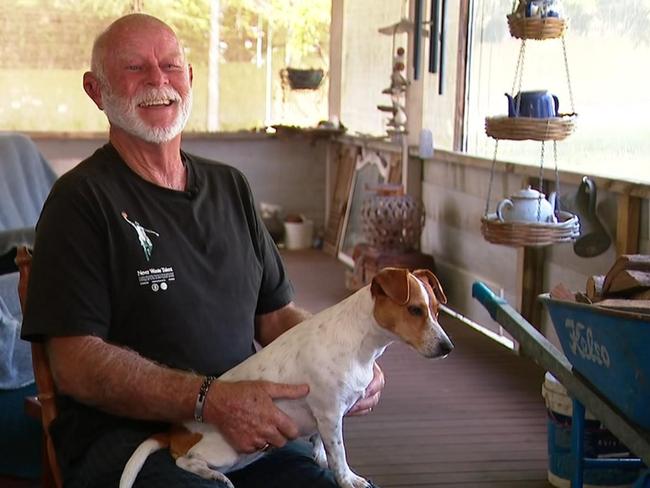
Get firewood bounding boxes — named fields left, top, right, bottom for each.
left=602, top=254, right=650, bottom=295
left=550, top=283, right=576, bottom=302
left=585, top=275, right=605, bottom=302
left=595, top=299, right=650, bottom=315
left=631, top=289, right=650, bottom=300
left=606, top=270, right=650, bottom=295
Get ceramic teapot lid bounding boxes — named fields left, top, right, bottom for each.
left=511, top=186, right=545, bottom=199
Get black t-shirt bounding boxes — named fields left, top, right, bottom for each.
left=21, top=143, right=293, bottom=471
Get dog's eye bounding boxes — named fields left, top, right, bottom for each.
left=407, top=305, right=424, bottom=317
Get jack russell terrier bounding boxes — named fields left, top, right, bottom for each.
left=120, top=267, right=453, bottom=488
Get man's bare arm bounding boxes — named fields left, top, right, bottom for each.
left=47, top=334, right=308, bottom=453
left=254, top=302, right=311, bottom=346
left=48, top=335, right=202, bottom=422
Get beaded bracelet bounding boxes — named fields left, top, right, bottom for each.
left=193, top=375, right=216, bottom=423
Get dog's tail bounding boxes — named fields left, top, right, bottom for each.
left=119, top=433, right=170, bottom=488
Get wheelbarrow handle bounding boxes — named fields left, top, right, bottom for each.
left=471, top=281, right=506, bottom=321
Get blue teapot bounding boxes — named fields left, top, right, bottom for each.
left=525, top=0, right=562, bottom=18
left=506, top=90, right=559, bottom=118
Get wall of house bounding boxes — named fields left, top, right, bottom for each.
left=31, top=134, right=329, bottom=231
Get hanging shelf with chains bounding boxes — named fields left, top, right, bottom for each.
left=480, top=3, right=579, bottom=248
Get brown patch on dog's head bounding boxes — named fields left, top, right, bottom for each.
left=412, top=269, right=447, bottom=308
left=370, top=267, right=410, bottom=304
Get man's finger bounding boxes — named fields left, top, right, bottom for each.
left=263, top=381, right=310, bottom=399
left=272, top=407, right=301, bottom=440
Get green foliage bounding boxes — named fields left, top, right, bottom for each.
left=223, top=0, right=331, bottom=66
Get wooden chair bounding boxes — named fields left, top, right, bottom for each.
left=16, top=246, right=63, bottom=488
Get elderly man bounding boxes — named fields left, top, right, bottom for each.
left=22, top=13, right=383, bottom=488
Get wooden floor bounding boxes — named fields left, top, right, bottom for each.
left=3, top=249, right=554, bottom=488
left=283, top=249, right=554, bottom=488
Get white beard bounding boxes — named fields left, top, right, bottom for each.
left=101, top=84, right=192, bottom=143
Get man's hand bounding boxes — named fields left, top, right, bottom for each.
left=347, top=362, right=384, bottom=416
left=204, top=380, right=309, bottom=453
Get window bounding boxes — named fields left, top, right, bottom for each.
left=465, top=0, right=650, bottom=183
left=0, top=0, right=330, bottom=133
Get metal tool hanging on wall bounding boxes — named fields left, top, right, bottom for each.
left=412, top=0, right=447, bottom=95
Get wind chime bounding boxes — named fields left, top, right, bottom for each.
left=481, top=0, right=579, bottom=247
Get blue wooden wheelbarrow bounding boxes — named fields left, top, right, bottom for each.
left=471, top=281, right=650, bottom=488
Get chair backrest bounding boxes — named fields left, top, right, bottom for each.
left=16, top=245, right=63, bottom=488
left=0, top=133, right=57, bottom=231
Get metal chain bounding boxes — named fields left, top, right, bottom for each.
left=510, top=40, right=527, bottom=116
left=485, top=139, right=500, bottom=216
left=561, top=36, right=576, bottom=114
left=553, top=140, right=561, bottom=214
left=537, top=140, right=545, bottom=221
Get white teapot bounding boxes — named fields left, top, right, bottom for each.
left=496, top=186, right=557, bottom=223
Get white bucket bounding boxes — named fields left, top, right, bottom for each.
left=284, top=220, right=314, bottom=250
left=542, top=373, right=639, bottom=488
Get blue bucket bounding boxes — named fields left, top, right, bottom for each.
left=540, top=295, right=650, bottom=430
left=543, top=373, right=641, bottom=487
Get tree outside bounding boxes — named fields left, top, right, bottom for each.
left=0, top=0, right=331, bottom=132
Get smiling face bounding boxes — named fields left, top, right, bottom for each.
left=85, top=14, right=193, bottom=143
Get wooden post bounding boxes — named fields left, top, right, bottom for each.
left=517, top=246, right=545, bottom=329
left=616, top=194, right=640, bottom=256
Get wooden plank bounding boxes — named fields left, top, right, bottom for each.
left=323, top=145, right=357, bottom=255
left=616, top=194, right=641, bottom=256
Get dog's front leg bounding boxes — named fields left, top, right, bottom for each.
left=309, top=433, right=328, bottom=468
left=316, top=416, right=372, bottom=488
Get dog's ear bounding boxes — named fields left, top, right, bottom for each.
left=413, top=269, right=447, bottom=305
left=371, top=267, right=410, bottom=305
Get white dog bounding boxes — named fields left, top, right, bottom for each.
left=120, top=267, right=453, bottom=488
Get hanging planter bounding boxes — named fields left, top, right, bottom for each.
left=507, top=14, right=566, bottom=40
left=485, top=114, right=576, bottom=141
left=282, top=68, right=324, bottom=90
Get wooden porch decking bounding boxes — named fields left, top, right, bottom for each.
left=284, top=250, right=553, bottom=488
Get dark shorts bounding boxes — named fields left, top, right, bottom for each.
left=64, top=427, right=338, bottom=488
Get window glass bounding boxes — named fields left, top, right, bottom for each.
left=340, top=0, right=403, bottom=135
left=0, top=0, right=330, bottom=133
left=465, top=0, right=650, bottom=183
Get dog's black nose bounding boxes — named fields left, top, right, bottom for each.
left=439, top=338, right=454, bottom=356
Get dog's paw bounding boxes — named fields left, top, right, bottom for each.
left=339, top=474, right=375, bottom=488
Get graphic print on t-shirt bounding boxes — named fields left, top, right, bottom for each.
left=121, top=211, right=160, bottom=261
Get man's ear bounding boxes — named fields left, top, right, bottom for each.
left=83, top=71, right=104, bottom=110
left=188, top=63, right=194, bottom=86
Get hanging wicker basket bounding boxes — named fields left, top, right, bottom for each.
left=507, top=14, right=567, bottom=40
left=481, top=210, right=579, bottom=247
left=485, top=114, right=576, bottom=142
